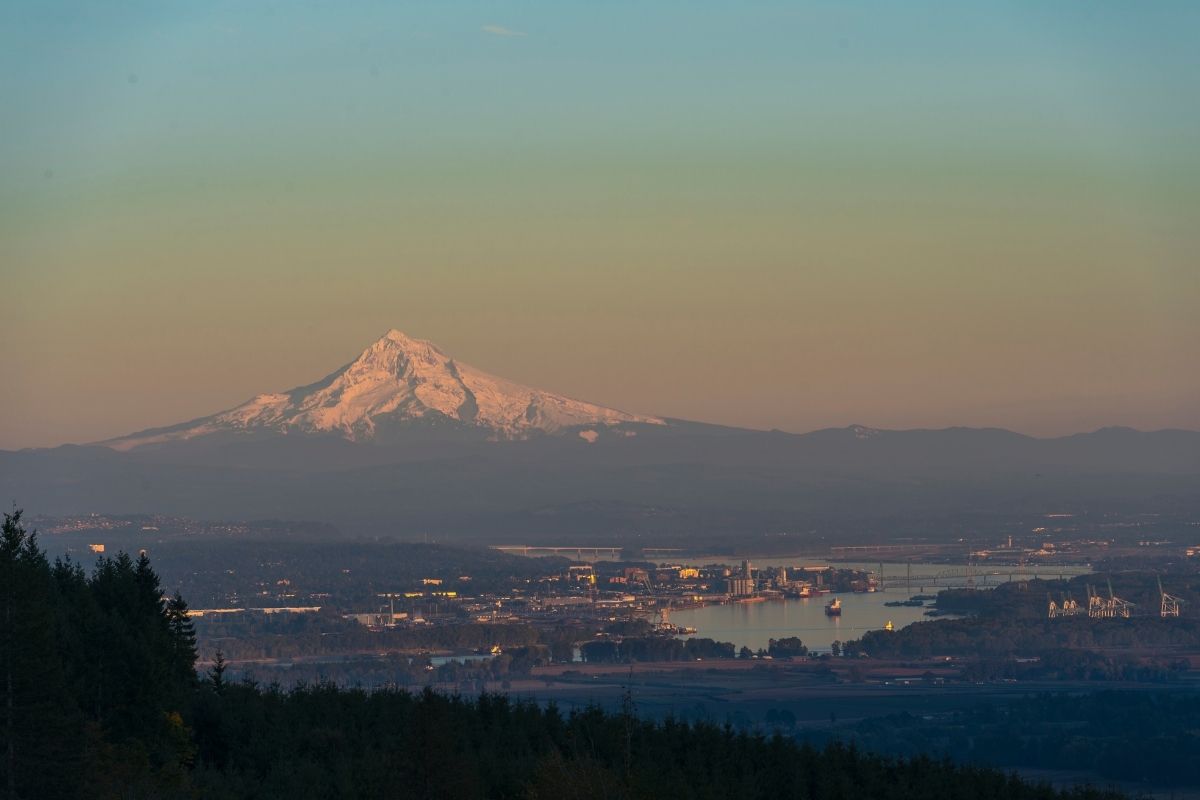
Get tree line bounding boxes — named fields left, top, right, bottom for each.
left=3, top=509, right=1131, bottom=799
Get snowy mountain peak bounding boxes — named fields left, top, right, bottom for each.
left=374, top=328, right=442, bottom=354
left=387, top=327, right=432, bottom=343
left=101, top=331, right=664, bottom=450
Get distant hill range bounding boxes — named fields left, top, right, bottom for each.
left=3, top=330, right=1198, bottom=540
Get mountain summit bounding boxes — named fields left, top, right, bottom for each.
left=101, top=330, right=663, bottom=450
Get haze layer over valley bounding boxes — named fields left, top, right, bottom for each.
left=3, top=331, right=1198, bottom=542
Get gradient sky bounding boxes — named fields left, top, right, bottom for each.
left=3, top=1, right=1198, bottom=449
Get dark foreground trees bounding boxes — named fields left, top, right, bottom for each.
left=2, top=509, right=1127, bottom=799
left=1, top=509, right=197, bottom=798
left=188, top=685, right=1126, bottom=800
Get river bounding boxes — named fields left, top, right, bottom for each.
left=668, top=560, right=1092, bottom=653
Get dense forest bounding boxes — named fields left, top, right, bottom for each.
left=798, top=691, right=1200, bottom=787
left=2, top=509, right=1133, bottom=799
left=580, top=635, right=735, bottom=663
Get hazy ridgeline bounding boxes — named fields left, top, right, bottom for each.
left=6, top=424, right=1200, bottom=544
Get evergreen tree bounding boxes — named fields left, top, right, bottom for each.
left=167, top=592, right=198, bottom=689
left=209, top=651, right=227, bottom=693
left=0, top=510, right=81, bottom=799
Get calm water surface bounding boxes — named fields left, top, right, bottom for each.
left=668, top=593, right=935, bottom=653
left=669, top=561, right=1092, bottom=653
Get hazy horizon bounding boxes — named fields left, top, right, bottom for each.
left=4, top=2, right=1198, bottom=448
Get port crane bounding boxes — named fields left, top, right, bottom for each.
left=1159, top=576, right=1183, bottom=618
left=1047, top=592, right=1082, bottom=619
left=1086, top=579, right=1133, bottom=619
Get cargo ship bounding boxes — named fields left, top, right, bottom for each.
left=824, top=597, right=842, bottom=616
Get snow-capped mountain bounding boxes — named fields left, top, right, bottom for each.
left=100, top=329, right=663, bottom=450
left=5, top=337, right=1196, bottom=533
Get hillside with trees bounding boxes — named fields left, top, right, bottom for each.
left=3, top=508, right=1129, bottom=799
